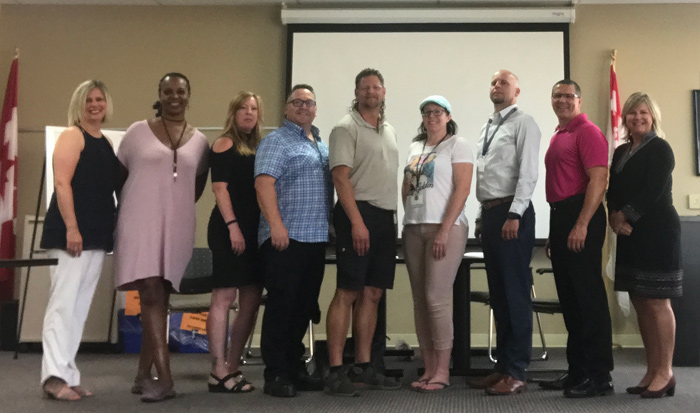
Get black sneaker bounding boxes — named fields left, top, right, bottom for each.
left=263, top=377, right=297, bottom=398
left=324, top=366, right=360, bottom=397
left=349, top=364, right=401, bottom=390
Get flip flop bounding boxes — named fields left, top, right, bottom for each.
left=417, top=382, right=452, bottom=393
left=410, top=378, right=429, bottom=390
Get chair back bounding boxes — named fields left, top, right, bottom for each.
left=178, top=248, right=213, bottom=295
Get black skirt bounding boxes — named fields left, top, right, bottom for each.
left=614, top=205, right=683, bottom=298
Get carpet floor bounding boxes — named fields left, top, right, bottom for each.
left=2, top=348, right=698, bottom=412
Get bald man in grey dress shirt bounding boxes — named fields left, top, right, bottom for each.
left=468, top=69, right=541, bottom=396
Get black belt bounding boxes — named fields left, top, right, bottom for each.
left=549, top=193, right=585, bottom=209
left=481, top=196, right=514, bottom=211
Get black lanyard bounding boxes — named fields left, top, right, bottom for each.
left=412, top=133, right=450, bottom=199
left=481, top=107, right=518, bottom=156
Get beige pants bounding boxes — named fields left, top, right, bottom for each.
left=41, top=249, right=105, bottom=386
left=403, top=224, right=468, bottom=351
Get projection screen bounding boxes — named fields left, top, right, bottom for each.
left=288, top=24, right=569, bottom=239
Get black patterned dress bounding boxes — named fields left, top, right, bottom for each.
left=608, top=132, right=682, bottom=298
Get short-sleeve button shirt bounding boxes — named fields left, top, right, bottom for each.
left=255, top=120, right=332, bottom=245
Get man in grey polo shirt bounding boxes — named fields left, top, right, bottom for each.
left=324, top=68, right=400, bottom=397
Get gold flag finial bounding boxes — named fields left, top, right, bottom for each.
left=611, top=49, right=617, bottom=69
left=13, top=48, right=19, bottom=59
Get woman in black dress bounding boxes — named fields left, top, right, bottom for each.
left=608, top=92, right=682, bottom=399
left=206, top=92, right=264, bottom=393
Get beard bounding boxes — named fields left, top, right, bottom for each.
left=490, top=93, right=505, bottom=105
left=360, top=97, right=382, bottom=111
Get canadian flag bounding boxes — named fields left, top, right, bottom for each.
left=0, top=54, right=18, bottom=300
left=604, top=51, right=629, bottom=315
left=606, top=60, right=623, bottom=157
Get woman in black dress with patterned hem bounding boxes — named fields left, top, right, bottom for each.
left=206, top=92, right=264, bottom=393
left=608, top=92, right=682, bottom=399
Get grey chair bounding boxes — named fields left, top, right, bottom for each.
left=168, top=248, right=239, bottom=342
left=169, top=248, right=215, bottom=314
left=240, top=294, right=315, bottom=366
left=470, top=266, right=549, bottom=363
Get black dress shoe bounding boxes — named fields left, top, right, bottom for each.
left=564, top=378, right=614, bottom=398
left=263, top=377, right=297, bottom=398
left=539, top=373, right=581, bottom=390
left=294, top=369, right=323, bottom=391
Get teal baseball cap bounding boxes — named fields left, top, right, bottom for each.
left=420, top=95, right=452, bottom=114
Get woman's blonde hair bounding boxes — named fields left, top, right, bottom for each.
left=221, top=91, right=263, bottom=156
left=621, top=92, right=664, bottom=141
left=67, top=80, right=113, bottom=127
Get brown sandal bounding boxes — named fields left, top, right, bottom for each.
left=42, top=381, right=81, bottom=402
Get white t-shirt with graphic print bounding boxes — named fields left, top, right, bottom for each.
left=403, top=135, right=474, bottom=226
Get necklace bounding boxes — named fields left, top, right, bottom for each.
left=161, top=117, right=187, bottom=180
left=412, top=132, right=450, bottom=200
left=161, top=114, right=186, bottom=123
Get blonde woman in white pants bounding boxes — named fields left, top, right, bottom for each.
left=39, top=80, right=119, bottom=401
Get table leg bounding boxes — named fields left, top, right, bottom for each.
left=451, top=261, right=470, bottom=375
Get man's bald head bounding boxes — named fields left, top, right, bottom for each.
left=490, top=70, right=521, bottom=111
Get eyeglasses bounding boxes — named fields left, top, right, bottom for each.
left=551, top=93, right=579, bottom=100
left=422, top=109, right=446, bottom=118
left=287, top=99, right=316, bottom=108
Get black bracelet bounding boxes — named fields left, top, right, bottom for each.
left=226, top=219, right=238, bottom=226
left=507, top=212, right=522, bottom=220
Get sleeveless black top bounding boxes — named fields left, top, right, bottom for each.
left=40, top=128, right=119, bottom=251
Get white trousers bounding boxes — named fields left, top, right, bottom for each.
left=41, top=249, right=105, bottom=386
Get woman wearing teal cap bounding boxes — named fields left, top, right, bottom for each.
left=402, top=95, right=474, bottom=392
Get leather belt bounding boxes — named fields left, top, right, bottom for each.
left=481, top=196, right=514, bottom=211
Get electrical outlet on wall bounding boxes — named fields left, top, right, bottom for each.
left=689, top=194, right=700, bottom=210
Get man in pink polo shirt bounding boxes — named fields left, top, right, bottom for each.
left=543, top=79, right=614, bottom=398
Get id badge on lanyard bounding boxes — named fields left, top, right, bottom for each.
left=409, top=189, right=426, bottom=208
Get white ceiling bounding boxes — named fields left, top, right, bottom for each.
left=0, top=0, right=697, bottom=5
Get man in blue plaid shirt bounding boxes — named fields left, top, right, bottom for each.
left=255, top=84, right=332, bottom=398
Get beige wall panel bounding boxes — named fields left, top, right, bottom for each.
left=4, top=3, right=699, bottom=346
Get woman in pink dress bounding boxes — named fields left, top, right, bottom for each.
left=114, top=72, right=209, bottom=402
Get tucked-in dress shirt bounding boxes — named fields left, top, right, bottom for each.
left=254, top=120, right=333, bottom=245
left=476, top=104, right=541, bottom=216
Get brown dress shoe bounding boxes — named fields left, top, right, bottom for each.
left=468, top=373, right=504, bottom=389
left=486, top=376, right=526, bottom=396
